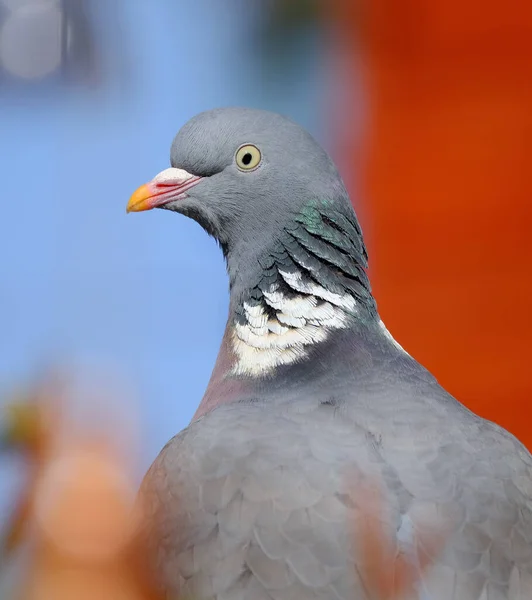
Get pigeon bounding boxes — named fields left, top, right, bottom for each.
left=127, top=107, right=532, bottom=600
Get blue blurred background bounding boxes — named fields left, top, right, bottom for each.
left=0, top=0, right=329, bottom=469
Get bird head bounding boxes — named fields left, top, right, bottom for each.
left=127, top=107, right=351, bottom=260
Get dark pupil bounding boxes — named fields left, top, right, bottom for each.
left=242, top=152, right=253, bottom=166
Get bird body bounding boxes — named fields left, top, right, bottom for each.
left=129, top=108, right=532, bottom=599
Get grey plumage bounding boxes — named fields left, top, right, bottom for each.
left=130, top=107, right=532, bottom=600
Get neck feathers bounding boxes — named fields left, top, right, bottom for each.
left=228, top=200, right=377, bottom=377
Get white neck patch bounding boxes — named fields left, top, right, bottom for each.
left=231, top=274, right=357, bottom=376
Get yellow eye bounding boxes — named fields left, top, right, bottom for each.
left=235, top=144, right=262, bottom=171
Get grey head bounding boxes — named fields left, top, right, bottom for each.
left=128, top=107, right=380, bottom=381
left=128, top=108, right=371, bottom=295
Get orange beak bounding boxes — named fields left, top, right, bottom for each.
left=127, top=184, right=156, bottom=213
left=127, top=168, right=203, bottom=213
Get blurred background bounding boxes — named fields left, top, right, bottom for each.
left=0, top=0, right=531, bottom=596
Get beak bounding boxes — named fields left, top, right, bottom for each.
left=127, top=167, right=203, bottom=213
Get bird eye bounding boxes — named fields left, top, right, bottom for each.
left=235, top=145, right=261, bottom=171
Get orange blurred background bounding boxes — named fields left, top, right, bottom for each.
left=333, top=0, right=532, bottom=447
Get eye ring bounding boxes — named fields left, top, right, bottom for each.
left=235, top=144, right=262, bottom=171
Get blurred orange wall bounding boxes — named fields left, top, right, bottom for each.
left=334, top=0, right=532, bottom=446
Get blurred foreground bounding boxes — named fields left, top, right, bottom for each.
left=0, top=375, right=444, bottom=600
left=0, top=375, right=163, bottom=600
